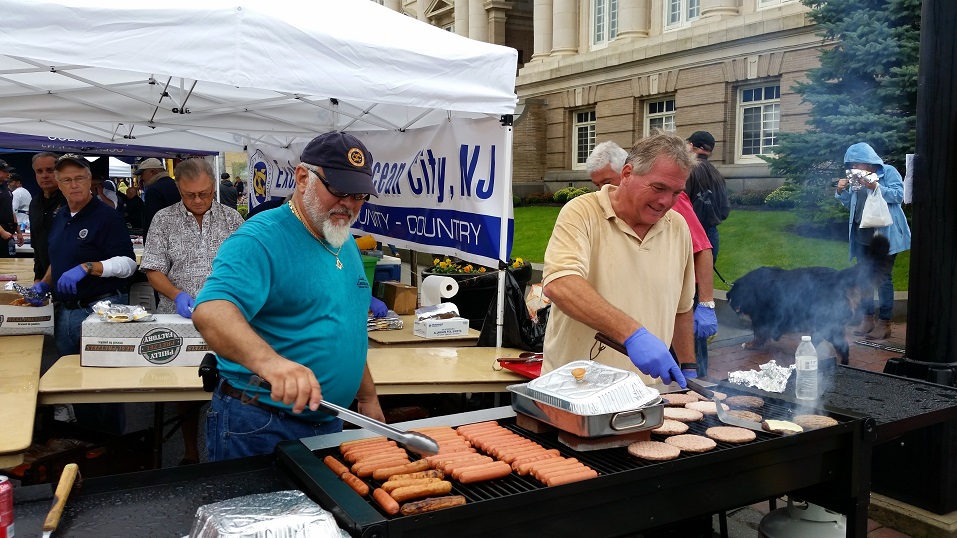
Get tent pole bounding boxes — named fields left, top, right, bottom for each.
left=495, top=116, right=515, bottom=348
left=214, top=154, right=222, bottom=203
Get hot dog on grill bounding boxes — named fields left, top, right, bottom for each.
left=389, top=480, right=454, bottom=503
left=399, top=495, right=467, bottom=516
left=323, top=455, right=350, bottom=476
left=340, top=471, right=370, bottom=496
left=457, top=461, right=513, bottom=483
left=381, top=477, right=445, bottom=493
left=372, top=459, right=430, bottom=481
left=373, top=488, right=400, bottom=515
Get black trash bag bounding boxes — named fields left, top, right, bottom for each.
left=477, top=270, right=548, bottom=352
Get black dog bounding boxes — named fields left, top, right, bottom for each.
left=726, top=235, right=891, bottom=365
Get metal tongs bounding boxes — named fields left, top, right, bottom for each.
left=593, top=333, right=767, bottom=433
left=497, top=352, right=543, bottom=364
left=248, top=375, right=440, bottom=455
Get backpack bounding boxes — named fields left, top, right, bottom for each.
left=690, top=163, right=730, bottom=227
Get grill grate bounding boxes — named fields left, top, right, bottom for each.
left=308, top=387, right=851, bottom=516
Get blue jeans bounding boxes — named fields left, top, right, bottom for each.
left=860, top=252, right=897, bottom=321
left=55, top=292, right=128, bottom=434
left=704, top=226, right=719, bottom=262
left=206, top=384, right=344, bottom=461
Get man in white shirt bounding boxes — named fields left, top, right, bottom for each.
left=9, top=173, right=32, bottom=230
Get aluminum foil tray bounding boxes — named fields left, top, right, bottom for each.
left=522, top=360, right=660, bottom=415
left=188, top=490, right=348, bottom=538
left=510, top=383, right=664, bottom=437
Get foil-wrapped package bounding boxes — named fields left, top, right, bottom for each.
left=368, top=311, right=403, bottom=331
left=103, top=304, right=154, bottom=322
left=728, top=360, right=795, bottom=393
left=188, top=491, right=348, bottom=538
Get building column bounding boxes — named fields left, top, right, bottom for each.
left=616, top=0, right=650, bottom=39
left=416, top=0, right=430, bottom=22
left=383, top=0, right=401, bottom=12
left=701, top=0, right=738, bottom=18
left=469, top=0, right=489, bottom=40
left=454, top=0, right=469, bottom=36
left=531, top=0, right=553, bottom=60
left=550, top=0, right=578, bottom=56
left=485, top=0, right=512, bottom=46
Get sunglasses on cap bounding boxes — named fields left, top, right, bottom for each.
left=301, top=163, right=370, bottom=202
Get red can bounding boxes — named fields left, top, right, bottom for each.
left=0, top=475, right=12, bottom=538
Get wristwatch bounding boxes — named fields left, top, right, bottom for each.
left=699, top=300, right=716, bottom=309
left=84, top=261, right=95, bottom=275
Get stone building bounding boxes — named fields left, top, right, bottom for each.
left=383, top=0, right=821, bottom=194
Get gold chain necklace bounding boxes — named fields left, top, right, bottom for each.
left=288, top=201, right=343, bottom=270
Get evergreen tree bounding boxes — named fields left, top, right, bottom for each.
left=768, top=0, right=920, bottom=187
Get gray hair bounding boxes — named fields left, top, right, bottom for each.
left=586, top=141, right=628, bottom=174
left=32, top=152, right=59, bottom=165
left=174, top=158, right=215, bottom=187
left=626, top=131, right=697, bottom=176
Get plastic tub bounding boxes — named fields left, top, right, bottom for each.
left=361, top=255, right=378, bottom=285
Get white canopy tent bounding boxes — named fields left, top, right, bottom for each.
left=0, top=0, right=520, bottom=344
left=0, top=0, right=517, bottom=150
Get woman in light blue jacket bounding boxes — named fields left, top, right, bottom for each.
left=835, top=142, right=911, bottom=340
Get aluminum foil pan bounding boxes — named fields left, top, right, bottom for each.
left=188, top=490, right=347, bottom=538
left=523, top=360, right=660, bottom=415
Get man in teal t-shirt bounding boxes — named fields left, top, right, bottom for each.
left=194, top=131, right=385, bottom=461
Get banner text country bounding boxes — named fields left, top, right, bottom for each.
left=356, top=206, right=483, bottom=246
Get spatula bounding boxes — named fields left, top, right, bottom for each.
left=41, top=463, right=79, bottom=538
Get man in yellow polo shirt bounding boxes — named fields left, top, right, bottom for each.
left=542, top=132, right=697, bottom=388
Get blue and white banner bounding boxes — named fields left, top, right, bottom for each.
left=248, top=117, right=513, bottom=268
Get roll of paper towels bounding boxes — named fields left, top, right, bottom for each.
left=420, top=276, right=459, bottom=307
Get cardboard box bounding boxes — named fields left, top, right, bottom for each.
left=0, top=291, right=54, bottom=336
left=375, top=281, right=417, bottom=315
left=413, top=317, right=469, bottom=339
left=81, top=313, right=210, bottom=367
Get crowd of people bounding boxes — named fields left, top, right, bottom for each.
left=4, top=129, right=910, bottom=466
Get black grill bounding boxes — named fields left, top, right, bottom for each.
left=277, top=386, right=874, bottom=538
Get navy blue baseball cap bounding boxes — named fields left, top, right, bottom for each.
left=300, top=131, right=377, bottom=197
left=0, top=159, right=14, bottom=172
left=55, top=153, right=91, bottom=171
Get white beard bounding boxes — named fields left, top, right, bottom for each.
left=303, top=179, right=357, bottom=248
left=321, top=218, right=354, bottom=248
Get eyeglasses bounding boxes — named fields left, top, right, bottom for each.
left=302, top=164, right=370, bottom=202
left=180, top=190, right=214, bottom=201
left=57, top=175, right=91, bottom=185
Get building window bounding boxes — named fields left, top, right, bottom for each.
left=665, top=0, right=700, bottom=28
left=645, top=98, right=676, bottom=135
left=592, top=0, right=619, bottom=47
left=573, top=109, right=597, bottom=169
left=737, top=84, right=780, bottom=160
left=759, top=0, right=796, bottom=6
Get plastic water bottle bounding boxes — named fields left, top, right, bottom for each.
left=795, top=336, right=818, bottom=400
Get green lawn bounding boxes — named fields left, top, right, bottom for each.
left=512, top=205, right=910, bottom=291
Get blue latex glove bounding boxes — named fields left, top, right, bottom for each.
left=369, top=296, right=388, bottom=318
left=56, top=264, right=89, bottom=295
left=26, top=281, right=51, bottom=306
left=693, top=304, right=718, bottom=338
left=624, top=328, right=687, bottom=389
left=175, top=292, right=194, bottom=318
left=682, top=368, right=698, bottom=380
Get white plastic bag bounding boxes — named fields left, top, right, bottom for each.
left=860, top=184, right=894, bottom=228
left=525, top=283, right=550, bottom=320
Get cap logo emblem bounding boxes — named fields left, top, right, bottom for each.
left=347, top=148, right=365, bottom=168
